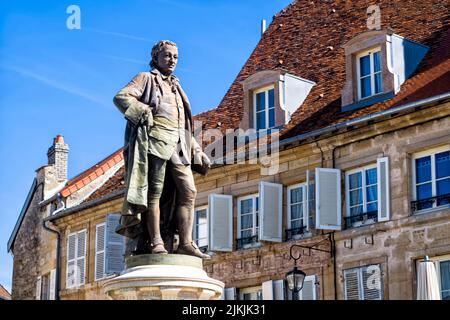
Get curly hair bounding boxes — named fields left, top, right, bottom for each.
left=150, top=40, right=177, bottom=69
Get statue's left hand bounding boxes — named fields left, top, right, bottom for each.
left=201, top=152, right=212, bottom=167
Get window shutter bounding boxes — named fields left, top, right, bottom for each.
left=36, top=276, right=42, bottom=300
left=66, top=233, right=76, bottom=288
left=208, top=194, right=233, bottom=252
left=273, top=280, right=285, bottom=300
left=76, top=230, right=87, bottom=286
left=262, top=280, right=274, bottom=300
left=106, top=214, right=125, bottom=275
left=224, top=287, right=236, bottom=300
left=344, top=269, right=361, bottom=300
left=259, top=182, right=283, bottom=242
left=315, top=168, right=342, bottom=230
left=49, top=269, right=56, bottom=300
left=300, top=275, right=317, bottom=300
left=362, top=265, right=382, bottom=300
left=95, top=223, right=106, bottom=280
left=377, top=157, right=390, bottom=222
left=305, top=170, right=315, bottom=230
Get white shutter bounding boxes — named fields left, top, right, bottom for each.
left=362, top=265, right=382, bottom=300
left=259, top=182, right=283, bottom=242
left=208, top=194, right=233, bottom=252
left=300, top=275, right=317, bottom=300
left=66, top=233, right=76, bottom=288
left=273, top=280, right=285, bottom=300
left=95, top=223, right=106, bottom=280
left=262, top=280, right=274, bottom=300
left=224, top=287, right=236, bottom=300
left=377, top=157, right=390, bottom=222
left=106, top=214, right=125, bottom=275
left=76, top=230, right=87, bottom=286
left=36, top=276, right=42, bottom=300
left=49, top=269, right=56, bottom=300
left=315, top=168, right=342, bottom=230
left=344, top=268, right=361, bottom=300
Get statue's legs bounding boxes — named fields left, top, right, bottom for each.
left=169, top=163, right=211, bottom=259
left=147, top=155, right=169, bottom=254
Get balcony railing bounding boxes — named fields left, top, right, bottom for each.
left=236, top=235, right=258, bottom=250
left=344, top=211, right=378, bottom=228
left=411, top=193, right=450, bottom=213
left=285, top=224, right=307, bottom=241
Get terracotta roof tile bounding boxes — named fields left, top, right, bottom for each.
left=0, top=284, right=11, bottom=300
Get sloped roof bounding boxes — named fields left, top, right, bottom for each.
left=0, top=284, right=11, bottom=300
left=59, top=0, right=449, bottom=209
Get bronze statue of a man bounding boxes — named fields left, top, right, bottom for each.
left=113, top=40, right=211, bottom=259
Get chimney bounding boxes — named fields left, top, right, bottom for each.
left=261, top=19, right=267, bottom=36
left=47, top=135, right=69, bottom=182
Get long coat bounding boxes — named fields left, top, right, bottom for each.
left=113, top=69, right=202, bottom=241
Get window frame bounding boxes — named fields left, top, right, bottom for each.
left=287, top=183, right=307, bottom=229
left=411, top=145, right=450, bottom=210
left=237, top=194, right=259, bottom=240
left=345, top=163, right=378, bottom=218
left=253, top=85, right=276, bottom=130
left=193, top=206, right=209, bottom=250
left=356, top=47, right=383, bottom=101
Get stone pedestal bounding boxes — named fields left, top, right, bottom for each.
left=103, top=254, right=224, bottom=300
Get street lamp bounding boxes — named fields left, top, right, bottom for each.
left=285, top=244, right=307, bottom=300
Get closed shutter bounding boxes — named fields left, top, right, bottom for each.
left=208, top=194, right=233, bottom=252
left=273, top=280, right=285, bottom=300
left=76, top=230, right=87, bottom=286
left=49, top=269, right=56, bottom=300
left=344, top=268, right=361, bottom=300
left=377, top=157, right=390, bottom=222
left=95, top=223, right=106, bottom=280
left=300, top=275, right=317, bottom=300
left=36, top=276, right=42, bottom=300
left=106, top=214, right=125, bottom=275
left=315, top=168, right=342, bottom=230
left=362, top=265, right=382, bottom=300
left=262, top=280, right=274, bottom=300
left=66, top=233, right=76, bottom=288
left=224, top=287, right=236, bottom=300
left=259, top=182, right=283, bottom=242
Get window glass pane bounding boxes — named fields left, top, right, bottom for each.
left=350, top=189, right=363, bottom=207
left=360, top=55, right=371, bottom=77
left=291, top=219, right=302, bottom=229
left=360, top=77, right=371, bottom=98
left=350, top=205, right=363, bottom=216
left=241, top=214, right=252, bottom=230
left=241, top=199, right=252, bottom=214
left=291, top=204, right=303, bottom=220
left=437, top=179, right=450, bottom=207
left=416, top=183, right=432, bottom=200
left=367, top=202, right=378, bottom=212
left=257, top=111, right=266, bottom=130
left=290, top=187, right=302, bottom=203
left=269, top=107, right=275, bottom=128
left=241, top=229, right=252, bottom=238
left=268, top=89, right=274, bottom=108
left=374, top=73, right=382, bottom=94
left=436, top=151, right=450, bottom=179
left=366, top=185, right=378, bottom=202
left=440, top=261, right=450, bottom=300
left=373, top=51, right=381, bottom=72
left=416, top=156, right=432, bottom=183
left=366, top=168, right=377, bottom=185
left=349, top=172, right=362, bottom=189
left=256, top=92, right=265, bottom=111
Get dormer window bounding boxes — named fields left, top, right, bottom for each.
left=254, top=86, right=275, bottom=130
left=357, top=48, right=382, bottom=100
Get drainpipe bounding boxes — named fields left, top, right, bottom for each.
left=42, top=194, right=65, bottom=300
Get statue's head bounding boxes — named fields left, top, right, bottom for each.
left=150, top=40, right=178, bottom=76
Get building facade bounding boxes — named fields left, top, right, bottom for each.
left=8, top=0, right=450, bottom=300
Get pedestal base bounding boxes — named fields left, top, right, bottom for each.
left=103, top=254, right=224, bottom=300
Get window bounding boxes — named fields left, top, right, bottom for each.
left=344, top=264, right=383, bottom=300
left=345, top=165, right=378, bottom=227
left=239, top=286, right=263, bottom=300
left=237, top=194, right=259, bottom=249
left=357, top=48, right=382, bottom=100
left=193, top=207, right=208, bottom=250
left=412, top=148, right=450, bottom=212
left=66, top=229, right=87, bottom=288
left=254, top=86, right=275, bottom=130
left=418, top=255, right=450, bottom=300
left=40, top=274, right=50, bottom=300
left=287, top=184, right=307, bottom=239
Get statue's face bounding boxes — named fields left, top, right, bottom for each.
left=156, top=45, right=178, bottom=76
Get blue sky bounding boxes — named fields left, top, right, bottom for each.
left=0, top=0, right=293, bottom=294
